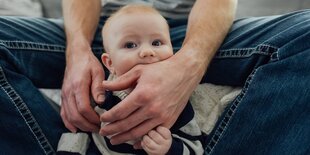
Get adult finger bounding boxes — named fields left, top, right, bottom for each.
left=75, top=83, right=100, bottom=125
left=91, top=69, right=105, bottom=104
left=67, top=94, right=99, bottom=132
left=100, top=106, right=149, bottom=136
left=102, top=66, right=141, bottom=91
left=109, top=118, right=161, bottom=145
left=100, top=89, right=141, bottom=123
left=60, top=101, right=77, bottom=132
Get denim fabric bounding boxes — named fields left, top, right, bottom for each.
left=202, top=10, right=310, bottom=155
left=0, top=17, right=103, bottom=155
left=0, top=9, right=310, bottom=155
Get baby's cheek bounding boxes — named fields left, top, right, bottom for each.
left=115, top=60, right=137, bottom=76
left=163, top=46, right=174, bottom=58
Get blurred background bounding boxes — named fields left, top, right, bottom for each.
left=0, top=0, right=309, bottom=19
left=236, top=0, right=310, bottom=18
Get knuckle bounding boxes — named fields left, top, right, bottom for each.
left=147, top=103, right=162, bottom=117
left=136, top=89, right=152, bottom=103
left=77, top=104, right=89, bottom=114
left=69, top=117, right=80, bottom=125
left=60, top=110, right=65, bottom=118
left=147, top=106, right=160, bottom=117
left=113, top=110, right=125, bottom=120
left=67, top=114, right=79, bottom=124
left=72, top=77, right=86, bottom=87
left=72, top=80, right=82, bottom=88
left=61, top=89, right=69, bottom=97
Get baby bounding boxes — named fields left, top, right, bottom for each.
left=58, top=4, right=204, bottom=155
left=97, top=5, right=204, bottom=155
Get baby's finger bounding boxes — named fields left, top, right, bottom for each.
left=156, top=126, right=171, bottom=140
left=142, top=135, right=158, bottom=151
left=147, top=130, right=165, bottom=144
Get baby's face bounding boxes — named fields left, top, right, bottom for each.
left=103, top=12, right=173, bottom=76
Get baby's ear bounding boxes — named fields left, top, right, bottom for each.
left=101, top=53, right=114, bottom=73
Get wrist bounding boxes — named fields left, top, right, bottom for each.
left=175, top=45, right=212, bottom=77
left=66, top=36, right=93, bottom=58
left=66, top=37, right=93, bottom=63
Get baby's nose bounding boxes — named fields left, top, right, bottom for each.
left=139, top=47, right=156, bottom=58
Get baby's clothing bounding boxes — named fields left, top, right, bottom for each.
left=93, top=91, right=204, bottom=155
left=57, top=75, right=205, bottom=155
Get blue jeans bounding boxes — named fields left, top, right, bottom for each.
left=0, top=9, right=309, bottom=155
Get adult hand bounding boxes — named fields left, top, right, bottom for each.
left=61, top=44, right=105, bottom=133
left=99, top=50, right=205, bottom=145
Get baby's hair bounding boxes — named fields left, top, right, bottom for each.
left=103, top=4, right=167, bottom=32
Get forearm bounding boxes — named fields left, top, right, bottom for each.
left=62, top=0, right=101, bottom=58
left=180, top=0, right=238, bottom=77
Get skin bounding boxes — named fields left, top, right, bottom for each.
left=101, top=10, right=173, bottom=154
left=100, top=0, right=238, bottom=145
left=61, top=0, right=237, bottom=147
left=101, top=11, right=173, bottom=77
left=61, top=0, right=103, bottom=133
left=141, top=126, right=172, bottom=155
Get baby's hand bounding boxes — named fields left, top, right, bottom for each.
left=141, top=126, right=172, bottom=155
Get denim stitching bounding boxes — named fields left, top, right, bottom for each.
left=205, top=68, right=257, bottom=155
left=205, top=44, right=279, bottom=154
left=0, top=40, right=65, bottom=52
left=0, top=66, right=55, bottom=155
left=0, top=40, right=104, bottom=54
left=215, top=44, right=279, bottom=61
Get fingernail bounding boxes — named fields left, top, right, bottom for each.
left=71, top=129, right=77, bottom=133
left=97, top=94, right=105, bottom=102
left=99, top=130, right=106, bottom=136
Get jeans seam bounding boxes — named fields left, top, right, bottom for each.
left=0, top=66, right=55, bottom=155
left=0, top=40, right=65, bottom=52
left=0, top=40, right=104, bottom=54
left=215, top=44, right=279, bottom=61
left=205, top=68, right=258, bottom=155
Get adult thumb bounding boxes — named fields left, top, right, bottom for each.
left=91, top=72, right=105, bottom=104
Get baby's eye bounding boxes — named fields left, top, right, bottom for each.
left=124, top=42, right=137, bottom=49
left=152, top=40, right=162, bottom=46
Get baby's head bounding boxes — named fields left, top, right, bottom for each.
left=101, top=4, right=173, bottom=76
